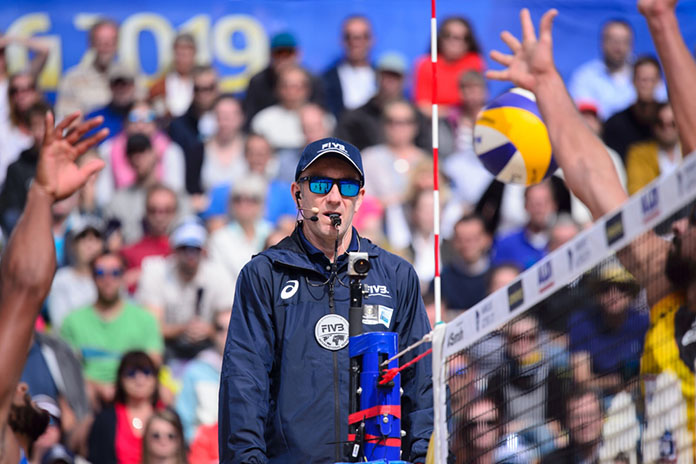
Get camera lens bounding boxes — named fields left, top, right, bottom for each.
left=354, top=258, right=370, bottom=274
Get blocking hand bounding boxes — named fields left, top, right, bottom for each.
left=487, top=9, right=558, bottom=93
left=34, top=112, right=108, bottom=202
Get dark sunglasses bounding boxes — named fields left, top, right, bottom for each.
left=466, top=419, right=497, bottom=429
left=298, top=176, right=361, bottom=197
left=125, top=367, right=154, bottom=378
left=9, top=85, right=35, bottom=95
left=194, top=84, right=216, bottom=93
left=94, top=267, right=123, bottom=278
left=128, top=111, right=156, bottom=124
left=150, top=431, right=176, bottom=441
left=214, top=323, right=227, bottom=333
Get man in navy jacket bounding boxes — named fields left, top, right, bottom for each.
left=219, top=137, right=433, bottom=463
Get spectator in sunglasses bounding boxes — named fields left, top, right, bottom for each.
left=220, top=137, right=433, bottom=463
left=457, top=395, right=501, bottom=464
left=60, top=252, right=163, bottom=407
left=142, top=409, right=188, bottom=464
left=98, top=100, right=185, bottom=200
left=88, top=351, right=163, bottom=464
left=243, top=32, right=325, bottom=128
left=85, top=64, right=138, bottom=145
left=176, top=308, right=231, bottom=443
left=626, top=102, right=680, bottom=194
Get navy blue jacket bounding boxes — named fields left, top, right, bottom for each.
left=219, top=225, right=433, bottom=463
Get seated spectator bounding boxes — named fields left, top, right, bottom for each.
left=85, top=64, right=137, bottom=144
left=21, top=332, right=90, bottom=456
left=200, top=95, right=246, bottom=192
left=541, top=388, right=603, bottom=464
left=149, top=33, right=197, bottom=119
left=88, top=351, right=162, bottom=464
left=362, top=99, right=428, bottom=209
left=487, top=315, right=564, bottom=458
left=492, top=180, right=557, bottom=270
left=176, top=309, right=230, bottom=443
left=412, top=16, right=485, bottom=116
left=99, top=100, right=185, bottom=201
left=626, top=102, right=680, bottom=195
left=0, top=100, right=50, bottom=235
left=29, top=395, right=66, bottom=464
left=436, top=213, right=492, bottom=312
left=47, top=215, right=103, bottom=329
left=0, top=71, right=44, bottom=188
left=137, top=219, right=234, bottom=371
left=105, top=133, right=169, bottom=244
left=336, top=52, right=429, bottom=151
left=51, top=194, right=82, bottom=268
left=322, top=15, right=376, bottom=118
left=569, top=265, right=648, bottom=398
left=142, top=409, right=188, bottom=464
left=243, top=31, right=324, bottom=125
left=603, top=56, right=663, bottom=162
left=60, top=252, right=164, bottom=406
left=208, top=175, right=272, bottom=281
left=168, top=65, right=219, bottom=195
left=120, top=184, right=178, bottom=292
left=251, top=65, right=313, bottom=151
left=455, top=395, right=501, bottom=464
left=442, top=71, right=493, bottom=208
left=548, top=213, right=581, bottom=252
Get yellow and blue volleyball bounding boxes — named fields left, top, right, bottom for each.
left=473, top=88, right=557, bottom=185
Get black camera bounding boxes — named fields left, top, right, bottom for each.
left=347, top=252, right=370, bottom=277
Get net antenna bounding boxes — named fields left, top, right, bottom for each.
left=430, top=0, right=442, bottom=327
left=432, top=155, right=696, bottom=463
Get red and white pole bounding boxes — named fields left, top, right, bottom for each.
left=431, top=0, right=442, bottom=325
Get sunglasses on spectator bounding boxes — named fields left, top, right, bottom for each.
left=271, top=47, right=295, bottom=58
left=150, top=431, right=176, bottom=442
left=385, top=117, right=416, bottom=126
left=466, top=419, right=497, bottom=429
left=344, top=33, right=371, bottom=42
left=147, top=205, right=176, bottom=215
left=656, top=118, right=676, bottom=129
left=298, top=176, right=362, bottom=197
left=111, top=77, right=134, bottom=87
left=128, top=111, right=156, bottom=124
left=214, top=323, right=227, bottom=333
left=94, top=267, right=123, bottom=278
left=442, top=32, right=468, bottom=42
left=125, top=367, right=154, bottom=378
left=176, top=245, right=202, bottom=254
left=9, top=85, right=35, bottom=95
left=194, top=84, right=216, bottom=93
left=232, top=195, right=262, bottom=204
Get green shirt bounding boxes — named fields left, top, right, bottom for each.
left=60, top=301, right=164, bottom=383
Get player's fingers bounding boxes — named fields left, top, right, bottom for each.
left=54, top=111, right=80, bottom=138
left=490, top=50, right=514, bottom=66
left=520, top=8, right=537, bottom=43
left=486, top=69, right=510, bottom=82
left=539, top=9, right=558, bottom=43
left=74, top=128, right=109, bottom=156
left=66, top=116, right=104, bottom=144
left=500, top=31, right=522, bottom=53
left=78, top=158, right=106, bottom=180
left=43, top=111, right=55, bottom=147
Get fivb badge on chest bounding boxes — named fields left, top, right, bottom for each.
left=315, top=314, right=349, bottom=351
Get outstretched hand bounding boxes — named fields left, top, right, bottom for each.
left=34, top=112, right=108, bottom=202
left=487, top=9, right=558, bottom=92
left=638, top=0, right=677, bottom=18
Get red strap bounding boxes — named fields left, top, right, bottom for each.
left=379, top=348, right=433, bottom=385
left=347, top=434, right=401, bottom=448
left=348, top=404, right=401, bottom=425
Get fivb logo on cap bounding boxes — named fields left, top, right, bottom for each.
left=319, top=141, right=348, bottom=156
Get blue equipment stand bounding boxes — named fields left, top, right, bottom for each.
left=335, top=331, right=406, bottom=464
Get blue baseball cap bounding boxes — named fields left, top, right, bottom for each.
left=271, top=32, right=297, bottom=50
left=295, top=137, right=364, bottom=184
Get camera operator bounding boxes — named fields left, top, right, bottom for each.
left=219, top=137, right=433, bottom=463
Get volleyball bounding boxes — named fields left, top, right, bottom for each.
left=473, top=88, right=557, bottom=185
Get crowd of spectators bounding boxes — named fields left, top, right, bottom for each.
left=0, top=10, right=679, bottom=464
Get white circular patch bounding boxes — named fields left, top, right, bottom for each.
left=314, top=314, right=349, bottom=351
left=280, top=280, right=299, bottom=299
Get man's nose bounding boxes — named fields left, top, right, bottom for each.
left=325, top=183, right=342, bottom=202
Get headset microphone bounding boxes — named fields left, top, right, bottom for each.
left=295, top=192, right=320, bottom=222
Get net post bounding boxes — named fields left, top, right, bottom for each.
left=431, top=323, right=448, bottom=464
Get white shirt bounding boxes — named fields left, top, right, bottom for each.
left=165, top=72, right=194, bottom=117
left=46, top=267, right=97, bottom=331
left=251, top=105, right=304, bottom=150
left=658, top=145, right=682, bottom=178
left=208, top=220, right=273, bottom=281
left=0, top=124, right=32, bottom=188
left=337, top=63, right=376, bottom=110
left=137, top=255, right=235, bottom=325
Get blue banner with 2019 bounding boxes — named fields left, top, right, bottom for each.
left=3, top=0, right=696, bottom=98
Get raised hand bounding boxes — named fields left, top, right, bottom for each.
left=34, top=112, right=108, bottom=202
left=487, top=9, right=558, bottom=93
left=638, top=0, right=677, bottom=18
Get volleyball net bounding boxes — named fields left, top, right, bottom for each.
left=431, top=154, right=696, bottom=464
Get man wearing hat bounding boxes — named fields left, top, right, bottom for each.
left=137, top=218, right=234, bottom=369
left=243, top=31, right=325, bottom=127
left=220, top=137, right=433, bottom=463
